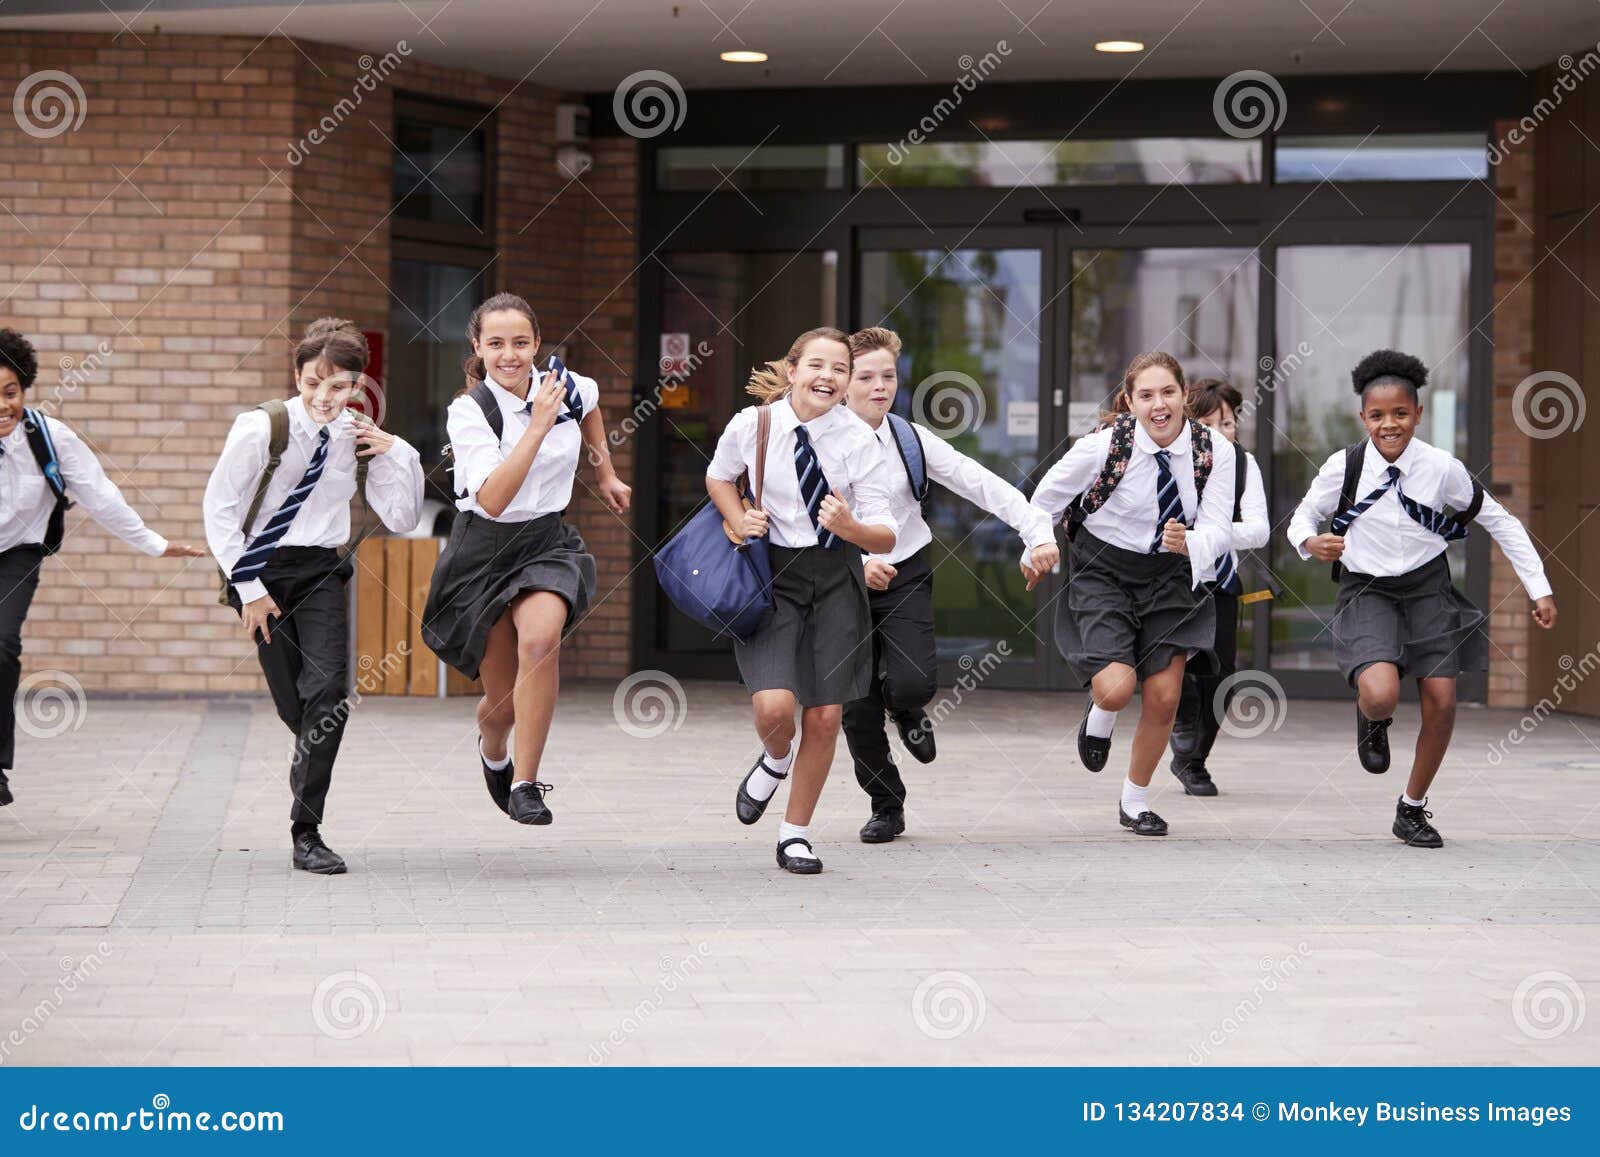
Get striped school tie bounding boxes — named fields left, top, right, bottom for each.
left=1329, top=465, right=1401, bottom=536
left=793, top=424, right=839, bottom=550
left=230, top=427, right=329, bottom=586
left=1396, top=478, right=1472, bottom=541
left=1213, top=548, right=1242, bottom=594
left=521, top=357, right=584, bottom=425
left=1150, top=449, right=1184, bottom=553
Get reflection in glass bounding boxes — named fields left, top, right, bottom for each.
left=1269, top=244, right=1472, bottom=671
left=1275, top=134, right=1489, bottom=182
left=859, top=249, right=1042, bottom=666
left=657, top=145, right=845, bottom=191
left=859, top=139, right=1261, bottom=188
left=392, top=118, right=488, bottom=228
left=389, top=258, right=486, bottom=491
left=654, top=251, right=839, bottom=654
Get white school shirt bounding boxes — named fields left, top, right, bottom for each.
left=1026, top=420, right=1238, bottom=588
left=1195, top=448, right=1271, bottom=584
left=204, top=397, right=425, bottom=604
left=449, top=369, right=600, bottom=522
left=0, top=415, right=167, bottom=556
left=864, top=416, right=1054, bottom=567
left=1286, top=436, right=1552, bottom=600
left=706, top=397, right=899, bottom=551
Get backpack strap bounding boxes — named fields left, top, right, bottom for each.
left=754, top=404, right=769, bottom=508
left=23, top=409, right=72, bottom=556
left=217, top=399, right=291, bottom=605
left=1233, top=445, right=1248, bottom=522
left=451, top=381, right=505, bottom=500
left=885, top=413, right=929, bottom=505
left=1066, top=413, right=1136, bottom=542
left=1190, top=419, right=1214, bottom=511
left=1329, top=440, right=1368, bottom=583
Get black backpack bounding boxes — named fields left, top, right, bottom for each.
left=22, top=409, right=72, bottom=555
left=1328, top=440, right=1483, bottom=582
left=450, top=381, right=503, bottom=499
left=1065, top=413, right=1216, bottom=541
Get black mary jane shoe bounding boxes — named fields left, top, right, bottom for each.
left=859, top=808, right=906, bottom=844
left=1077, top=704, right=1111, bottom=773
left=1356, top=707, right=1392, bottom=774
left=1392, top=797, right=1443, bottom=848
left=776, top=837, right=823, bottom=874
left=0, top=771, right=12, bottom=807
left=894, top=711, right=937, bottom=764
left=292, top=829, right=348, bottom=875
left=480, top=739, right=512, bottom=815
left=508, top=781, right=555, bottom=825
left=1118, top=806, right=1169, bottom=837
left=1170, top=759, right=1219, bottom=797
left=736, top=755, right=787, bottom=826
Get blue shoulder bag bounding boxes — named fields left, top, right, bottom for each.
left=653, top=405, right=774, bottom=642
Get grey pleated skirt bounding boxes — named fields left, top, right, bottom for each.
left=734, top=543, right=871, bottom=707
left=421, top=511, right=596, bottom=681
left=1332, top=552, right=1487, bottom=687
left=1054, top=530, right=1216, bottom=686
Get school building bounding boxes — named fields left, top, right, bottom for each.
left=1, top=2, right=1598, bottom=713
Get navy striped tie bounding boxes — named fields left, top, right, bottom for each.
left=1214, top=548, right=1241, bottom=594
left=1151, top=449, right=1184, bottom=553
left=230, top=427, right=329, bottom=586
left=793, top=425, right=839, bottom=550
left=522, top=356, right=584, bottom=425
left=1396, top=478, right=1471, bottom=541
left=1330, top=465, right=1401, bottom=536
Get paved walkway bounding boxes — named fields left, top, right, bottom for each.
left=1, top=684, right=1596, bottom=1065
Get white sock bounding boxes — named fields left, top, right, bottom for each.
left=479, top=736, right=510, bottom=771
left=1401, top=792, right=1426, bottom=808
left=1087, top=704, right=1118, bottom=739
left=1121, top=778, right=1149, bottom=817
left=743, top=743, right=793, bottom=803
left=778, top=821, right=817, bottom=859
left=511, top=780, right=539, bottom=794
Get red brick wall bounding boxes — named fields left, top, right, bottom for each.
left=0, top=31, right=639, bottom=693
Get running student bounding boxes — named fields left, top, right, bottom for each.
left=1, top=328, right=205, bottom=811
left=841, top=326, right=1058, bottom=843
left=1288, top=349, right=1555, bottom=848
left=707, top=327, right=899, bottom=874
left=422, top=293, right=630, bottom=827
left=1024, top=351, right=1237, bottom=836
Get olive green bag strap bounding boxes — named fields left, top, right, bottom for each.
left=215, top=399, right=291, bottom=606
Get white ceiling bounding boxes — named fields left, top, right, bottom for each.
left=2, top=0, right=1596, bottom=90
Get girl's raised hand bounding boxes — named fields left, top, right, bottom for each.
left=523, top=370, right=566, bottom=434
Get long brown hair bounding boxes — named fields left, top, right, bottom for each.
left=746, top=326, right=852, bottom=402
left=463, top=292, right=540, bottom=389
left=294, top=317, right=368, bottom=377
left=1103, top=350, right=1186, bottom=421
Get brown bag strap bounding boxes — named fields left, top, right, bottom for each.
left=754, top=405, right=770, bottom=509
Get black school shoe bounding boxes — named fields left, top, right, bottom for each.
left=736, top=755, right=787, bottom=825
left=508, top=782, right=554, bottom=825
left=776, top=837, right=823, bottom=874
left=480, top=739, right=512, bottom=815
left=1118, top=806, right=1168, bottom=836
left=1077, top=702, right=1111, bottom=773
left=0, top=771, right=12, bottom=807
left=1168, top=705, right=1200, bottom=761
left=1393, top=797, right=1443, bottom=848
left=1170, top=759, right=1219, bottom=797
left=292, top=829, right=347, bottom=875
left=894, top=711, right=937, bottom=764
left=859, top=808, right=906, bottom=844
left=1356, top=707, right=1392, bottom=774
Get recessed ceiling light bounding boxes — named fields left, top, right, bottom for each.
left=720, top=50, right=768, bottom=63
left=1094, top=40, right=1145, bottom=53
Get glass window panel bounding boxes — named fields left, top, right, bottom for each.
left=656, top=145, right=845, bottom=191
left=859, top=138, right=1261, bottom=188
left=653, top=251, right=839, bottom=654
left=1275, top=133, right=1489, bottom=182
left=1268, top=243, right=1472, bottom=671
left=859, top=248, right=1043, bottom=668
left=392, top=117, right=488, bottom=227
left=388, top=258, right=486, bottom=483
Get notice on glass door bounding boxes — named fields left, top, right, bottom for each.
left=1006, top=401, right=1039, bottom=437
